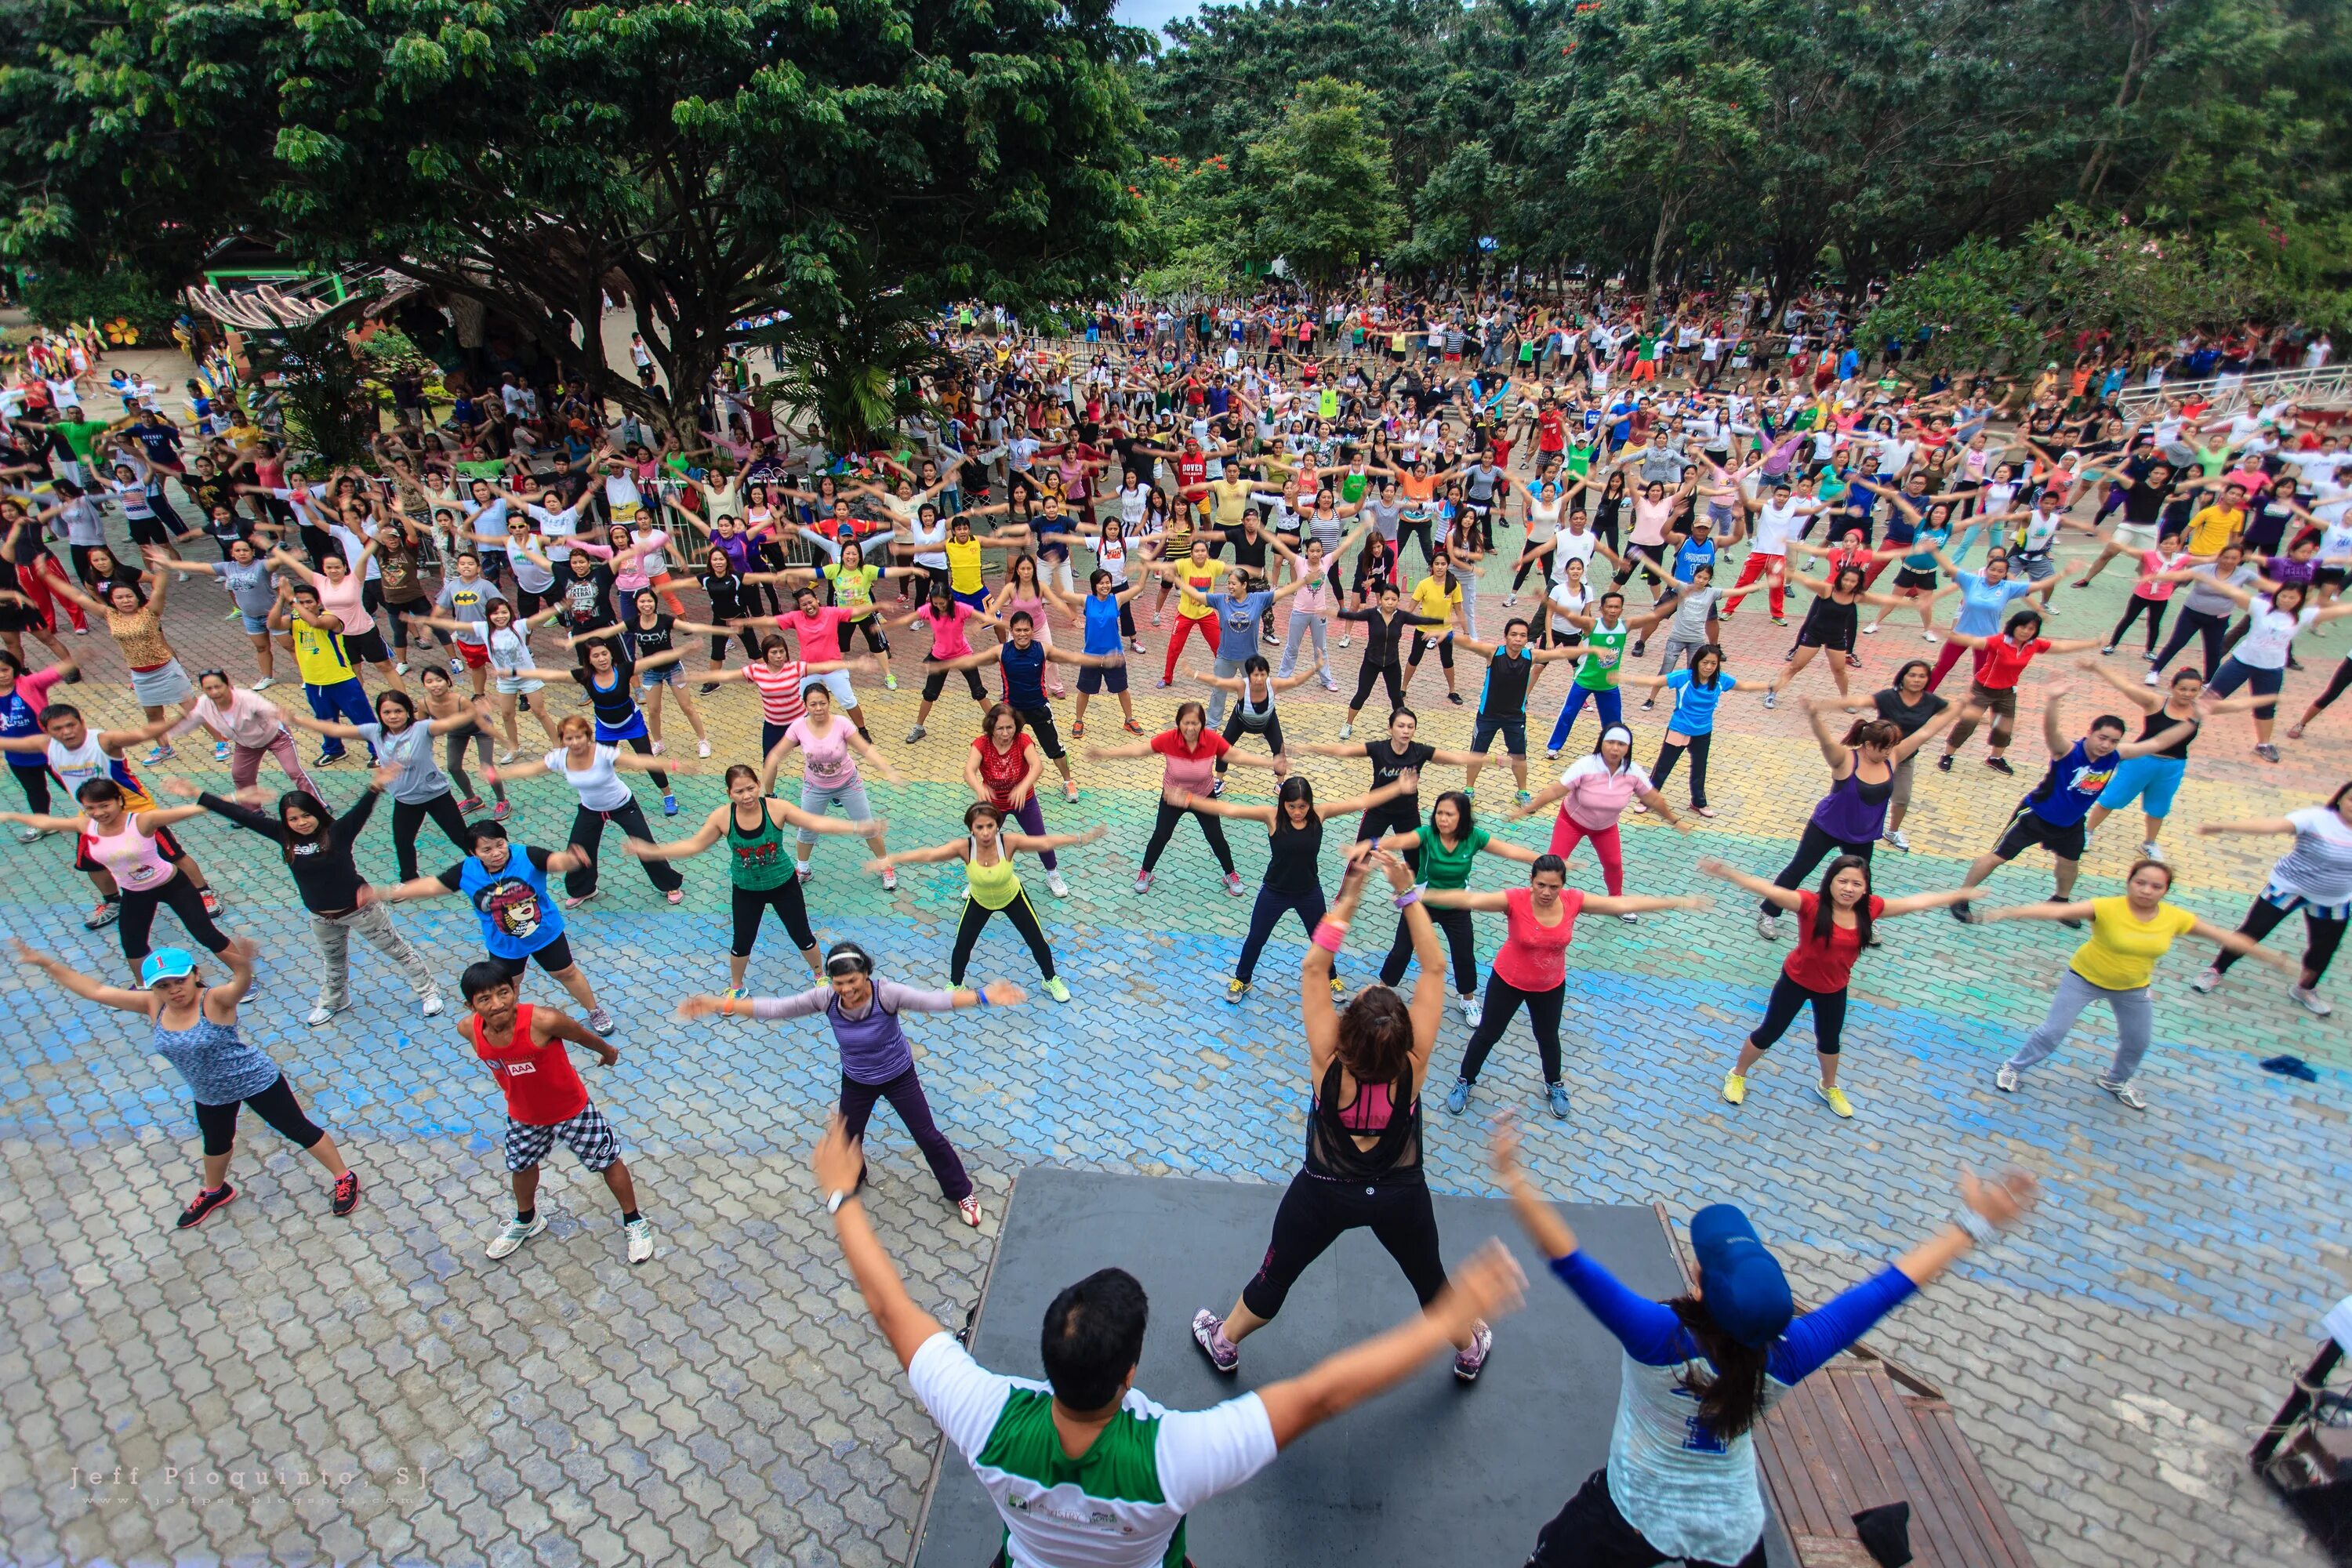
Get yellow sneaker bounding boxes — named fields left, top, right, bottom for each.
left=1330, top=975, right=1346, bottom=998
left=1225, top=978, right=1248, bottom=1004
left=1816, top=1081, right=1854, bottom=1119
left=1721, top=1072, right=1747, bottom=1105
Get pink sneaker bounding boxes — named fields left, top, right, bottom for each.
left=1191, top=1310, right=1240, bottom=1374
left=1453, top=1321, right=1494, bottom=1384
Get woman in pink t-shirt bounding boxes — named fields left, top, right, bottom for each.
left=1510, top=724, right=1686, bottom=896
left=884, top=584, right=989, bottom=742
left=1085, top=701, right=1280, bottom=897
left=1425, top=858, right=1703, bottom=1120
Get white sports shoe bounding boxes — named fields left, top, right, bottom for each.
left=625, top=1218, right=655, bottom=1265
left=1047, top=871, right=1070, bottom=898
left=486, top=1214, right=548, bottom=1259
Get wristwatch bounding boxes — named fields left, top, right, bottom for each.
left=826, top=1190, right=848, bottom=1215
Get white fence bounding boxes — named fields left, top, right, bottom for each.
left=2114, top=365, right=2352, bottom=421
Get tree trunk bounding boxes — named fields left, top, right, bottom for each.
left=1646, top=191, right=1686, bottom=313
left=2079, top=0, right=2154, bottom=201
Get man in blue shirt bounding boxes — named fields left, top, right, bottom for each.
left=375, top=820, right=612, bottom=1030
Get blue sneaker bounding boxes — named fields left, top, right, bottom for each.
left=662, top=793, right=679, bottom=816
left=1546, top=1082, right=1571, bottom=1120
left=1444, top=1079, right=1470, bottom=1116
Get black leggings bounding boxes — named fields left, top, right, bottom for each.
left=1142, top=799, right=1236, bottom=876
left=709, top=626, right=763, bottom=666
left=2111, top=596, right=2169, bottom=652
left=1217, top=709, right=1284, bottom=773
left=1397, top=516, right=1436, bottom=568
left=2306, top=656, right=2352, bottom=716
left=391, top=791, right=473, bottom=882
left=383, top=594, right=434, bottom=650
left=2214, top=895, right=2345, bottom=986
left=1748, top=972, right=1849, bottom=1055
left=1650, top=731, right=1713, bottom=808
left=8, top=763, right=50, bottom=815
left=1348, top=659, right=1404, bottom=714
left=951, top=890, right=1055, bottom=983
left=2149, top=604, right=2230, bottom=678
left=921, top=666, right=989, bottom=704
left=194, top=1073, right=325, bottom=1157
left=1234, top=883, right=1326, bottom=985
left=1380, top=904, right=1479, bottom=996
left=118, top=876, right=230, bottom=966
left=1763, top=822, right=1875, bottom=913
left=445, top=728, right=503, bottom=804
left=565, top=798, right=684, bottom=896
left=1407, top=632, right=1454, bottom=670
left=731, top=880, right=817, bottom=959
left=1530, top=1468, right=1766, bottom=1568
left=1240, top=1171, right=1446, bottom=1322
left=1457, top=971, right=1566, bottom=1085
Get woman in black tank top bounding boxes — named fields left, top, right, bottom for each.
left=1171, top=773, right=1417, bottom=996
left=1188, top=847, right=1497, bottom=1382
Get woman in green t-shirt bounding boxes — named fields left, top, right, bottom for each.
left=1370, top=792, right=1541, bottom=1019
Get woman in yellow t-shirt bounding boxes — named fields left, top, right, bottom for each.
left=1402, top=562, right=1464, bottom=702
left=1976, top=858, right=2292, bottom=1109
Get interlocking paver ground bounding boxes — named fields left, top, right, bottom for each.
left=2, top=378, right=2348, bottom=1566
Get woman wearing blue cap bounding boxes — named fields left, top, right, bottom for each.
left=1490, top=1120, right=2037, bottom=1567
left=12, top=935, right=359, bottom=1230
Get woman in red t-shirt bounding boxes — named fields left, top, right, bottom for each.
left=1698, top=855, right=1974, bottom=1119
left=1085, top=701, right=1280, bottom=897
left=962, top=704, right=1067, bottom=898
left=1426, top=857, right=1704, bottom=1121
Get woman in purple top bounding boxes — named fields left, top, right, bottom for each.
left=1755, top=695, right=1963, bottom=940
left=677, top=942, right=1022, bottom=1229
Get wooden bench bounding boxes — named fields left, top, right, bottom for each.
left=1646, top=1204, right=2038, bottom=1568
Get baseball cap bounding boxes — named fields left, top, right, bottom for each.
left=1688, top=1203, right=1794, bottom=1346
left=140, top=948, right=198, bottom=987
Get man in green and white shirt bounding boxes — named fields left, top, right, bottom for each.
left=810, top=1114, right=1525, bottom=1568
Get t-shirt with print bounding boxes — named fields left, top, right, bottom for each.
left=906, top=1333, right=1276, bottom=1568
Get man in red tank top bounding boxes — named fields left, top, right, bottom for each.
left=459, top=962, right=654, bottom=1265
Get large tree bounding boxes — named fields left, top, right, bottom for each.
left=1242, top=77, right=1403, bottom=285
left=6, top=0, right=1148, bottom=437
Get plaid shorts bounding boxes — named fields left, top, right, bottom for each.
left=505, top=1104, right=621, bottom=1173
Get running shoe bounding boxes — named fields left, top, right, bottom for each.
left=1209, top=777, right=1225, bottom=797
left=1769, top=616, right=1788, bottom=627
left=458, top=795, right=485, bottom=815
left=305, top=1001, right=348, bottom=1028
left=1330, top=975, right=1346, bottom=999
left=1452, top=1321, right=1494, bottom=1385
left=1631, top=640, right=1648, bottom=658
left=314, top=750, right=343, bottom=768
left=696, top=739, right=711, bottom=758
left=199, top=890, right=223, bottom=917
left=1755, top=913, right=1781, bottom=942
left=1042, top=977, right=1071, bottom=1004
left=1936, top=753, right=1954, bottom=771
left=1815, top=1081, right=1854, bottom=1119
left=251, top=676, right=275, bottom=691
left=486, top=1213, right=547, bottom=1259
left=85, top=899, right=120, bottom=931
left=1226, top=978, right=1248, bottom=1004
left=1320, top=674, right=1340, bottom=692
left=2255, top=742, right=2282, bottom=763
left=143, top=745, right=175, bottom=764
left=1861, top=622, right=1881, bottom=637
left=1156, top=677, right=1171, bottom=689
left=2099, top=644, right=2116, bottom=656
left=2190, top=967, right=2222, bottom=994
left=1844, top=654, right=1861, bottom=669
left=1131, top=637, right=1148, bottom=654
left=662, top=793, right=678, bottom=816
left=492, top=800, right=510, bottom=821
left=1045, top=871, right=1069, bottom=898
left=666, top=888, right=684, bottom=905
left=699, top=681, right=723, bottom=695
left=904, top=724, right=927, bottom=743
left=1454, top=993, right=1476, bottom=1024
left=883, top=672, right=898, bottom=691
left=1546, top=1082, right=1572, bottom=1120
left=1152, top=612, right=1164, bottom=629
left=1224, top=872, right=1245, bottom=897
left=1639, top=699, right=1656, bottom=711
left=1761, top=689, right=1776, bottom=710
left=14, top=826, right=42, bottom=844
left=957, top=1196, right=982, bottom=1228
left=421, top=993, right=445, bottom=1017
left=2095, top=1076, right=2147, bottom=1111
left=626, top=1217, right=655, bottom=1264
left=796, top=864, right=811, bottom=883
left=1984, top=756, right=2014, bottom=775
left=2141, top=670, right=2161, bottom=687
left=176, top=1183, right=237, bottom=1229
left=1722, top=1071, right=1747, bottom=1106
left=1133, top=870, right=1153, bottom=893
left=1064, top=779, right=1080, bottom=802
left=1994, top=1064, right=2020, bottom=1093
left=1191, top=1309, right=1240, bottom=1374
left=2293, top=985, right=2334, bottom=1017
left=1546, top=748, right=1560, bottom=760
left=1122, top=719, right=1145, bottom=735
left=562, top=888, right=598, bottom=909
left=586, top=1007, right=615, bottom=1033
left=1884, top=828, right=1912, bottom=852
left=1338, top=722, right=1353, bottom=739
left=648, top=740, right=666, bottom=756
left=1069, top=719, right=1086, bottom=739
left=1446, top=691, right=1463, bottom=705
left=330, top=1171, right=361, bottom=1218
left=1619, top=911, right=1639, bottom=924
left=495, top=747, right=520, bottom=765
left=882, top=867, right=899, bottom=891
left=213, top=740, right=231, bottom=762
left=2140, top=839, right=2163, bottom=862
left=1444, top=1079, right=1470, bottom=1116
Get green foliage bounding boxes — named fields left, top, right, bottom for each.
left=748, top=249, right=959, bottom=456
left=15, top=263, right=177, bottom=335
left=1242, top=78, right=1403, bottom=284
left=1133, top=154, right=1247, bottom=299
left=251, top=320, right=381, bottom=470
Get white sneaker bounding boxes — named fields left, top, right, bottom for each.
left=1619, top=911, right=1639, bottom=924
left=305, top=1001, right=347, bottom=1028
left=2190, top=967, right=2221, bottom=994
left=486, top=1214, right=548, bottom=1259
left=625, top=1218, right=655, bottom=1265
left=2095, top=1076, right=2147, bottom=1111
left=1047, top=871, right=1069, bottom=898
left=881, top=866, right=898, bottom=891
left=1994, top=1065, right=2020, bottom=1093
left=648, top=740, right=666, bottom=756
left=420, top=993, right=445, bottom=1018
left=2141, top=670, right=2161, bottom=687
left=1755, top=913, right=1781, bottom=942
left=1337, top=722, right=1353, bottom=739
left=2293, top=985, right=2334, bottom=1017
left=586, top=1007, right=615, bottom=1033
left=250, top=675, right=275, bottom=691
left=1884, top=829, right=1912, bottom=852
left=696, top=739, right=712, bottom=758
left=394, top=661, right=410, bottom=676
left=1454, top=993, right=1476, bottom=1023
left=2140, top=839, right=2163, bottom=862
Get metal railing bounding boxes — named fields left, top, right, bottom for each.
left=2114, top=364, right=2352, bottom=420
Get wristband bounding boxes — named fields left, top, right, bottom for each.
left=826, top=1190, right=848, bottom=1215
left=1952, top=1206, right=1998, bottom=1246
left=1312, top=920, right=1348, bottom=953
left=971, top=987, right=990, bottom=1007
left=1393, top=885, right=1424, bottom=909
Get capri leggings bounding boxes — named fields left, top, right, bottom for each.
left=1379, top=905, right=1479, bottom=996
left=2212, top=889, right=2345, bottom=987
left=1748, top=973, right=1848, bottom=1054
left=730, top=880, right=818, bottom=958
left=1141, top=799, right=1236, bottom=876
left=193, top=1073, right=325, bottom=1157
left=1547, top=814, right=1627, bottom=896
left=1763, top=822, right=1875, bottom=913
left=1407, top=632, right=1455, bottom=670
left=950, top=891, right=1056, bottom=983
left=2148, top=605, right=2232, bottom=679
left=1457, top=971, right=1566, bottom=1085
left=391, top=790, right=473, bottom=882
left=445, top=726, right=503, bottom=804
left=922, top=665, right=989, bottom=703
left=1240, top=1171, right=1447, bottom=1322
left=1349, top=659, right=1405, bottom=713
left=118, top=875, right=230, bottom=967
left=2307, top=656, right=2352, bottom=717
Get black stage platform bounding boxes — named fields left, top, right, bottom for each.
left=910, top=1166, right=1799, bottom=1567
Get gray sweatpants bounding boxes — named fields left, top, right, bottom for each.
left=798, top=776, right=876, bottom=847
left=1277, top=612, right=1329, bottom=679
left=1204, top=655, right=1247, bottom=725
left=1654, top=634, right=1708, bottom=677
left=311, top=902, right=439, bottom=1010
left=2003, top=970, right=2153, bottom=1082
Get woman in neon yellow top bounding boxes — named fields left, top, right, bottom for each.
left=1975, top=858, right=2292, bottom=1110
left=866, top=803, right=1104, bottom=1004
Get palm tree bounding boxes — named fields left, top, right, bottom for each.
left=749, top=249, right=959, bottom=456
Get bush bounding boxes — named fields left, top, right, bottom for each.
left=17, top=267, right=180, bottom=337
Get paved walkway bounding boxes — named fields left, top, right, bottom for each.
left=2, top=389, right=2348, bottom=1566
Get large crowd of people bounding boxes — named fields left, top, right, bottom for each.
left=5, top=281, right=2347, bottom=1566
